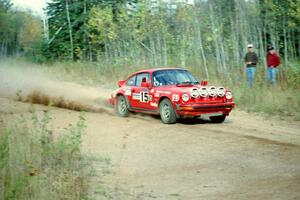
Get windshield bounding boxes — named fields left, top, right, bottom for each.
left=152, top=69, right=199, bottom=87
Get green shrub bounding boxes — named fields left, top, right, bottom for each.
left=0, top=108, right=93, bottom=200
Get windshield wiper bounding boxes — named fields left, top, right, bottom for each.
left=176, top=81, right=194, bottom=86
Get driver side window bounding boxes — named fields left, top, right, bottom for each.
left=136, top=73, right=150, bottom=87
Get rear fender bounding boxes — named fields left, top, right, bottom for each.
left=117, top=93, right=132, bottom=110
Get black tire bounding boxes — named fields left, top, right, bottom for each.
left=116, top=95, right=129, bottom=117
left=159, top=98, right=177, bottom=124
left=209, top=115, right=226, bottom=123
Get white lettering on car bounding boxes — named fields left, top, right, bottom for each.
left=172, top=94, right=179, bottom=102
left=132, top=93, right=140, bottom=100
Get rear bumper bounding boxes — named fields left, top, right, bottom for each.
left=176, top=102, right=235, bottom=117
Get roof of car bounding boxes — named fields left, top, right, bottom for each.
left=137, top=67, right=186, bottom=74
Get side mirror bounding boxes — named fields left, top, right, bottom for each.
left=201, top=80, right=208, bottom=86
left=118, top=80, right=126, bottom=87
left=141, top=82, right=150, bottom=88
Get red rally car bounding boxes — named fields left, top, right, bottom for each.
left=109, top=68, right=235, bottom=124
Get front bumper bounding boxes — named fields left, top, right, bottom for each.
left=176, top=102, right=235, bottom=117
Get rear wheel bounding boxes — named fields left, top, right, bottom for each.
left=116, top=95, right=129, bottom=117
left=209, top=115, right=226, bottom=123
left=159, top=99, right=177, bottom=124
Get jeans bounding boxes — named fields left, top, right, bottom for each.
left=267, top=67, right=278, bottom=86
left=246, top=67, right=256, bottom=87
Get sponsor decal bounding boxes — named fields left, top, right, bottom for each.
left=150, top=102, right=158, bottom=107
left=124, top=87, right=131, bottom=96
left=172, top=94, right=179, bottom=102
left=132, top=93, right=141, bottom=100
left=150, top=89, right=155, bottom=93
left=156, top=90, right=171, bottom=95
left=154, top=93, right=160, bottom=97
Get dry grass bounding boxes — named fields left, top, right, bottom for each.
left=0, top=110, right=98, bottom=200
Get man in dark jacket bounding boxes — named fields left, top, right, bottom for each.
left=267, top=46, right=281, bottom=86
left=244, top=44, right=258, bottom=87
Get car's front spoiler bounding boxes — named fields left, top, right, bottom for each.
left=176, top=102, right=235, bottom=116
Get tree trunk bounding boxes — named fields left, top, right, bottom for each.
left=209, top=4, right=221, bottom=74
left=283, top=23, right=288, bottom=67
left=162, top=35, right=168, bottom=66
left=83, top=0, right=87, bottom=61
left=65, top=0, right=74, bottom=60
left=194, top=13, right=209, bottom=79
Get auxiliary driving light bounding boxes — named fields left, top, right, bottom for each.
left=208, top=86, right=217, bottom=97
left=199, top=87, right=208, bottom=97
left=217, top=87, right=225, bottom=97
left=190, top=88, right=200, bottom=98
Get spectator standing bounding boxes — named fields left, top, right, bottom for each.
left=244, top=44, right=258, bottom=87
left=266, top=46, right=281, bottom=86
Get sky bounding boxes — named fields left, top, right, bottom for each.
left=10, top=0, right=194, bottom=17
left=11, top=0, right=47, bottom=16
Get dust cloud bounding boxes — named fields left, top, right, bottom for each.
left=0, top=63, right=113, bottom=113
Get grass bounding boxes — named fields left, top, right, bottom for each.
left=227, top=63, right=300, bottom=120
left=0, top=107, right=94, bottom=200
left=234, top=85, right=300, bottom=119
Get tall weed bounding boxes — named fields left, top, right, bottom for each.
left=0, top=108, right=93, bottom=200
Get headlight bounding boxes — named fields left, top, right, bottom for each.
left=190, top=88, right=199, bottom=98
left=208, top=86, right=217, bottom=97
left=182, top=93, right=189, bottom=102
left=225, top=91, right=233, bottom=100
left=217, top=87, right=225, bottom=97
left=199, top=87, right=208, bottom=97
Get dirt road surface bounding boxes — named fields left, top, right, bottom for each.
left=1, top=66, right=300, bottom=200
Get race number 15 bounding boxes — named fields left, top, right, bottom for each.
left=140, top=92, right=149, bottom=102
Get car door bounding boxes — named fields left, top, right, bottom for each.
left=130, top=72, right=152, bottom=110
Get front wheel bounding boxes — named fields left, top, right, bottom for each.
left=209, top=115, right=226, bottom=123
left=116, top=95, right=129, bottom=117
left=159, top=99, right=177, bottom=124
